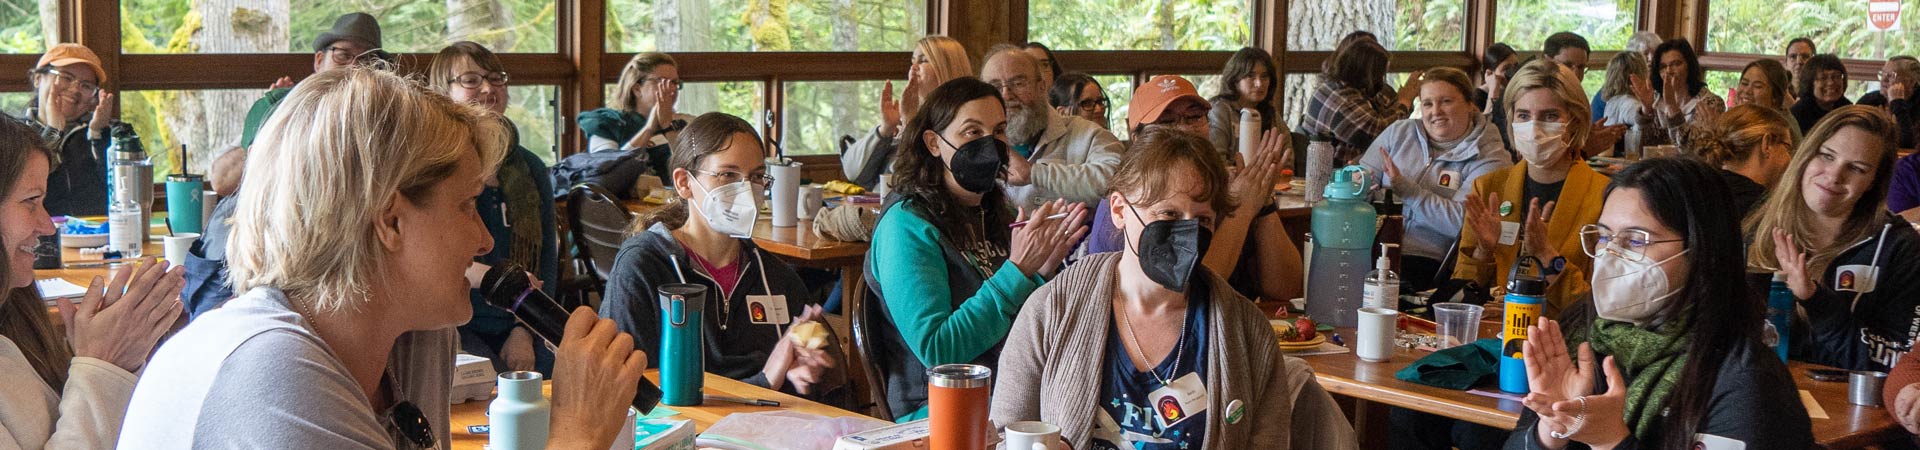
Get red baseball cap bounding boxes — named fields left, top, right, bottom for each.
left=1127, top=75, right=1207, bottom=131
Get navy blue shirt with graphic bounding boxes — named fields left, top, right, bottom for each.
left=1092, top=288, right=1210, bottom=450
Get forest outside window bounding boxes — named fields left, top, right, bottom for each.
left=1707, top=0, right=1916, bottom=60
left=1029, top=0, right=1250, bottom=51
left=1, top=0, right=49, bottom=54
left=121, top=0, right=559, bottom=53
left=782, top=80, right=895, bottom=157
left=601, top=81, right=765, bottom=137
left=1286, top=0, right=1465, bottom=51
left=1495, top=0, right=1637, bottom=51
left=606, top=0, right=926, bottom=52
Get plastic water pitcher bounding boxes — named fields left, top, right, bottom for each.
left=1768, top=272, right=1794, bottom=362
left=1500, top=256, right=1548, bottom=394
left=658, top=283, right=707, bottom=406
left=1306, top=166, right=1376, bottom=327
left=489, top=371, right=550, bottom=450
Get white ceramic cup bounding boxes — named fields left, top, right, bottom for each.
left=1003, top=421, right=1061, bottom=450
left=609, top=407, right=637, bottom=450
left=162, top=233, right=199, bottom=265
left=1356, top=307, right=1400, bottom=362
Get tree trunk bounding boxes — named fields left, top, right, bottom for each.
left=1155, top=0, right=1177, bottom=50
left=746, top=0, right=793, bottom=51
left=1280, top=0, right=1396, bottom=128
left=171, top=0, right=288, bottom=174
left=448, top=0, right=517, bottom=50
left=657, top=0, right=716, bottom=115
left=37, top=0, right=58, bottom=49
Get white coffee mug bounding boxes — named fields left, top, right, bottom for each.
left=1003, top=421, right=1061, bottom=450
left=1356, top=307, right=1400, bottom=362
left=162, top=233, right=199, bottom=265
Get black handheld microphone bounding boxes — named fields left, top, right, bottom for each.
left=480, top=263, right=661, bottom=414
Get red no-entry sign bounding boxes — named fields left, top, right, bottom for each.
left=1870, top=0, right=1901, bottom=31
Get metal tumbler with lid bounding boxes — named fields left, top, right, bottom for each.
left=658, top=283, right=707, bottom=406
left=927, top=364, right=993, bottom=450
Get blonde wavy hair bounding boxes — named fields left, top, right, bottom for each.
left=611, top=52, right=677, bottom=113
left=1743, top=106, right=1900, bottom=276
left=915, top=36, right=974, bottom=88
left=227, top=67, right=508, bottom=313
left=1504, top=58, right=1592, bottom=154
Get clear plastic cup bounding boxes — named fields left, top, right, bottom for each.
left=1433, top=303, right=1485, bottom=349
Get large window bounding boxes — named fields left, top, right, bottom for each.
left=120, top=88, right=267, bottom=179
left=505, top=86, right=561, bottom=163
left=1495, top=0, right=1636, bottom=50
left=122, top=0, right=559, bottom=54
left=607, top=0, right=924, bottom=52
left=1029, top=0, right=1250, bottom=51
left=782, top=80, right=894, bottom=157
left=1094, top=74, right=1134, bottom=137
left=1707, top=0, right=1917, bottom=59
left=1286, top=0, right=1466, bottom=51
left=0, top=92, right=31, bottom=116
left=1, top=0, right=48, bottom=54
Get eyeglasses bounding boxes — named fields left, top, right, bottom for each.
left=1579, top=224, right=1684, bottom=261
left=451, top=71, right=510, bottom=89
left=324, top=46, right=386, bottom=65
left=1816, top=72, right=1850, bottom=83
left=1076, top=98, right=1111, bottom=111
left=1151, top=112, right=1208, bottom=128
left=644, top=76, right=684, bottom=90
left=988, top=77, right=1033, bottom=94
left=32, top=68, right=99, bottom=96
left=693, top=169, right=773, bottom=188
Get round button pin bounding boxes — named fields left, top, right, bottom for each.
left=1226, top=399, right=1245, bottom=424
left=1499, top=201, right=1514, bottom=216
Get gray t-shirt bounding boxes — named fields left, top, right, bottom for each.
left=119, top=287, right=454, bottom=449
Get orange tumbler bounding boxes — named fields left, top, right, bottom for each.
left=928, top=364, right=993, bottom=450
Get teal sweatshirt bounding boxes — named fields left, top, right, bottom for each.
left=870, top=200, right=1044, bottom=421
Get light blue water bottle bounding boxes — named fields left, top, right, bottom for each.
left=1306, top=166, right=1376, bottom=327
left=1768, top=272, right=1794, bottom=362
left=1500, top=256, right=1547, bottom=394
left=658, top=283, right=707, bottom=406
left=489, top=371, right=550, bottom=450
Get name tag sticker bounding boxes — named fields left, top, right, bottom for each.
left=1438, top=169, right=1462, bottom=189
left=1498, top=221, right=1521, bottom=246
left=1148, top=372, right=1209, bottom=428
left=746, top=295, right=790, bottom=325
left=1834, top=265, right=1879, bottom=293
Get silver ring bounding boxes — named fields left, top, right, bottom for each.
left=1547, top=396, right=1590, bottom=440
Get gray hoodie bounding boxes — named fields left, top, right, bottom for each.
left=1357, top=114, right=1514, bottom=260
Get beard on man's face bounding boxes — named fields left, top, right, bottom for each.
left=1005, top=95, right=1050, bottom=143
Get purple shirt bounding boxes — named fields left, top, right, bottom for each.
left=1890, top=152, right=1920, bottom=214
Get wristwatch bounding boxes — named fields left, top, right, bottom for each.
left=1541, top=256, right=1568, bottom=277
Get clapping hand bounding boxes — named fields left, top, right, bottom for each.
left=1462, top=191, right=1508, bottom=259
left=1228, top=129, right=1288, bottom=215
left=880, top=81, right=903, bottom=138
left=1008, top=199, right=1090, bottom=278
left=61, top=257, right=184, bottom=373
left=1771, top=228, right=1816, bottom=300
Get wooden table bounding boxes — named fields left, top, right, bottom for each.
left=1297, top=326, right=1906, bottom=449
left=447, top=371, right=875, bottom=450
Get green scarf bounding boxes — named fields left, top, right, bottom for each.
left=1585, top=319, right=1690, bottom=442
left=575, top=108, right=648, bottom=143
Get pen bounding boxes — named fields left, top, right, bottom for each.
left=1008, top=212, right=1071, bottom=229
left=704, top=394, right=780, bottom=407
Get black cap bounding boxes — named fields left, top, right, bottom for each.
left=312, top=13, right=391, bottom=61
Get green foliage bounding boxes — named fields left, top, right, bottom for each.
left=1707, top=0, right=1915, bottom=59
left=607, top=0, right=920, bottom=52
left=1395, top=0, right=1467, bottom=51
left=1029, top=0, right=1249, bottom=50
left=0, top=0, right=47, bottom=53
left=1496, top=0, right=1637, bottom=50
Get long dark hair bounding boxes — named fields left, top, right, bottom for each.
left=1797, top=54, right=1847, bottom=100
left=0, top=115, right=70, bottom=389
left=1212, top=47, right=1278, bottom=130
left=890, top=77, right=1012, bottom=251
left=1598, top=157, right=1758, bottom=450
left=1650, top=39, right=1707, bottom=97
left=1324, top=39, right=1389, bottom=95
left=632, top=112, right=762, bottom=233
left=1049, top=72, right=1100, bottom=110
left=1481, top=42, right=1517, bottom=79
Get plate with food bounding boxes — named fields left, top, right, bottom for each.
left=1272, top=316, right=1327, bottom=351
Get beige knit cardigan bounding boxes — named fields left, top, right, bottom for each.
left=990, top=252, right=1357, bottom=450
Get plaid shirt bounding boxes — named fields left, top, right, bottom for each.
left=1299, top=80, right=1410, bottom=164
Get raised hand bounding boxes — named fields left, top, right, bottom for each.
left=1522, top=199, right=1561, bottom=264
left=900, top=71, right=924, bottom=129
left=268, top=76, right=294, bottom=90
left=88, top=91, right=116, bottom=135
left=1008, top=200, right=1089, bottom=278
left=1630, top=74, right=1657, bottom=112
left=1772, top=228, right=1815, bottom=300
left=1520, top=317, right=1598, bottom=449
left=1463, top=192, right=1506, bottom=256
left=547, top=306, right=648, bottom=450
left=61, top=257, right=184, bottom=373
left=1228, top=129, right=1287, bottom=214
left=880, top=81, right=902, bottom=138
